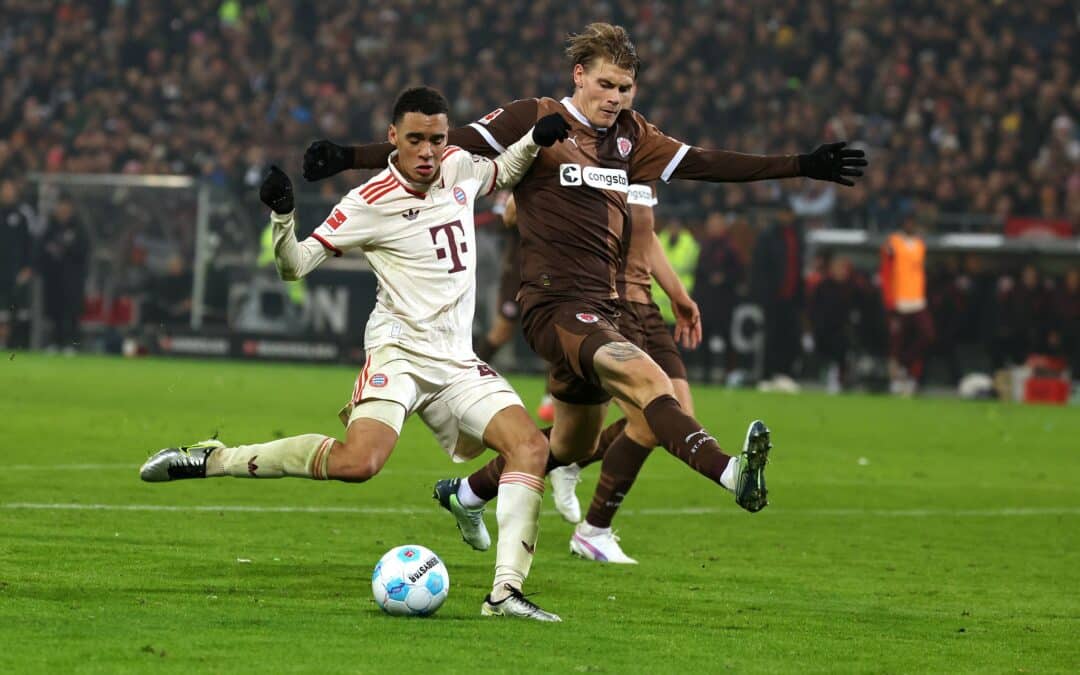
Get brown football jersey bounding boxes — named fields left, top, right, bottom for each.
left=446, top=97, right=688, bottom=303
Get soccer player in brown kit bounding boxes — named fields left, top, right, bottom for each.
left=483, top=82, right=709, bottom=563
left=303, top=24, right=867, bottom=548
left=552, top=179, right=707, bottom=563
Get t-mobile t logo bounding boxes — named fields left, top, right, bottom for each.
left=429, top=220, right=468, bottom=273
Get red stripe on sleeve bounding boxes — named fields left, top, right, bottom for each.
left=310, top=233, right=343, bottom=257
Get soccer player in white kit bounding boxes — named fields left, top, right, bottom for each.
left=139, top=87, right=571, bottom=622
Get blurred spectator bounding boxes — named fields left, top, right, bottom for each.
left=1047, top=268, right=1079, bottom=372
left=0, top=178, right=35, bottom=348
left=1014, top=263, right=1052, bottom=355
left=144, top=254, right=194, bottom=328
left=928, top=255, right=966, bottom=385
left=881, top=213, right=934, bottom=394
left=989, top=272, right=1027, bottom=369
left=751, top=205, right=804, bottom=381
left=985, top=262, right=1057, bottom=371
left=810, top=255, right=858, bottom=393
left=693, top=211, right=744, bottom=382
left=38, top=196, right=89, bottom=353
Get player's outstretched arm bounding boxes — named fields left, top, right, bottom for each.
left=260, top=166, right=329, bottom=281
left=303, top=140, right=396, bottom=181
left=670, top=142, right=867, bottom=185
left=491, top=113, right=571, bottom=190
left=303, top=101, right=541, bottom=180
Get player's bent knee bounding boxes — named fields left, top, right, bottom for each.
left=515, top=429, right=549, bottom=472
left=496, top=426, right=548, bottom=474
left=332, top=440, right=388, bottom=482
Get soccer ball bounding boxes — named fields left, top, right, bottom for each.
left=371, top=544, right=450, bottom=616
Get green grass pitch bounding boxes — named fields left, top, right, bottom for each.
left=1, top=353, right=1077, bottom=673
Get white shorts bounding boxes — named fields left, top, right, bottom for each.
left=338, top=344, right=523, bottom=462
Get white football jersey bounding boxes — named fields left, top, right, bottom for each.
left=307, top=147, right=499, bottom=359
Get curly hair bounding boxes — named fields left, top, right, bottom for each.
left=392, top=86, right=450, bottom=124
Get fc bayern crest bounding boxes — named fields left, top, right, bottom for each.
left=617, top=137, right=633, bottom=158
left=453, top=187, right=467, bottom=205
left=370, top=373, right=389, bottom=388
left=576, top=312, right=599, bottom=324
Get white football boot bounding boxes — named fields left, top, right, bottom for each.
left=432, top=478, right=491, bottom=551
left=548, top=464, right=582, bottom=523
left=569, top=521, right=638, bottom=564
left=140, top=439, right=224, bottom=482
left=481, top=584, right=561, bottom=622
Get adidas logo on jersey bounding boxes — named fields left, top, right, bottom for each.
left=401, top=208, right=420, bottom=221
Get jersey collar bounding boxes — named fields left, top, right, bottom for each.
left=387, top=150, right=435, bottom=199
left=560, top=97, right=609, bottom=133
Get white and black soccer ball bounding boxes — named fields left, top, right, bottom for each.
left=371, top=545, right=449, bottom=616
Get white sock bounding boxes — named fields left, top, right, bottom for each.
left=492, top=472, right=544, bottom=598
left=206, top=434, right=333, bottom=479
left=719, top=455, right=739, bottom=492
left=578, top=521, right=609, bottom=536
left=456, top=478, right=487, bottom=509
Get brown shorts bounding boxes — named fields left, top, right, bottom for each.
left=619, top=300, right=688, bottom=380
left=520, top=295, right=624, bottom=405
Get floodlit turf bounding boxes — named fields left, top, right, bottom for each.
left=1, top=353, right=1077, bottom=673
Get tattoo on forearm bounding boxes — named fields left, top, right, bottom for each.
left=603, top=342, right=645, bottom=362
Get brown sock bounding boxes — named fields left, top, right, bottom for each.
left=467, top=454, right=506, bottom=502
left=585, top=431, right=652, bottom=529
left=467, top=427, right=560, bottom=502
left=642, top=394, right=731, bottom=484
left=575, top=417, right=628, bottom=470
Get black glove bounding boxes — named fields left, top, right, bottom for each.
left=532, top=114, right=571, bottom=147
left=798, top=142, right=868, bottom=186
left=303, top=140, right=350, bottom=181
left=259, top=165, right=294, bottom=214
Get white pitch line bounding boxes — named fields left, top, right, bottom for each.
left=3, top=502, right=1078, bottom=518
left=10, top=464, right=138, bottom=471
left=8, top=464, right=465, bottom=477
left=10, top=465, right=1074, bottom=493
left=9, top=465, right=1076, bottom=493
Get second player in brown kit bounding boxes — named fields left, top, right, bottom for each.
left=304, top=23, right=867, bottom=533
left=554, top=180, right=705, bottom=563
left=467, top=180, right=704, bottom=564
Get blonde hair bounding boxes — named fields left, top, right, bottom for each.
left=565, top=23, right=641, bottom=75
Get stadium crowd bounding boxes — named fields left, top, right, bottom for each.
left=2, top=0, right=1079, bottom=225
left=0, top=0, right=1077, bottom=383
